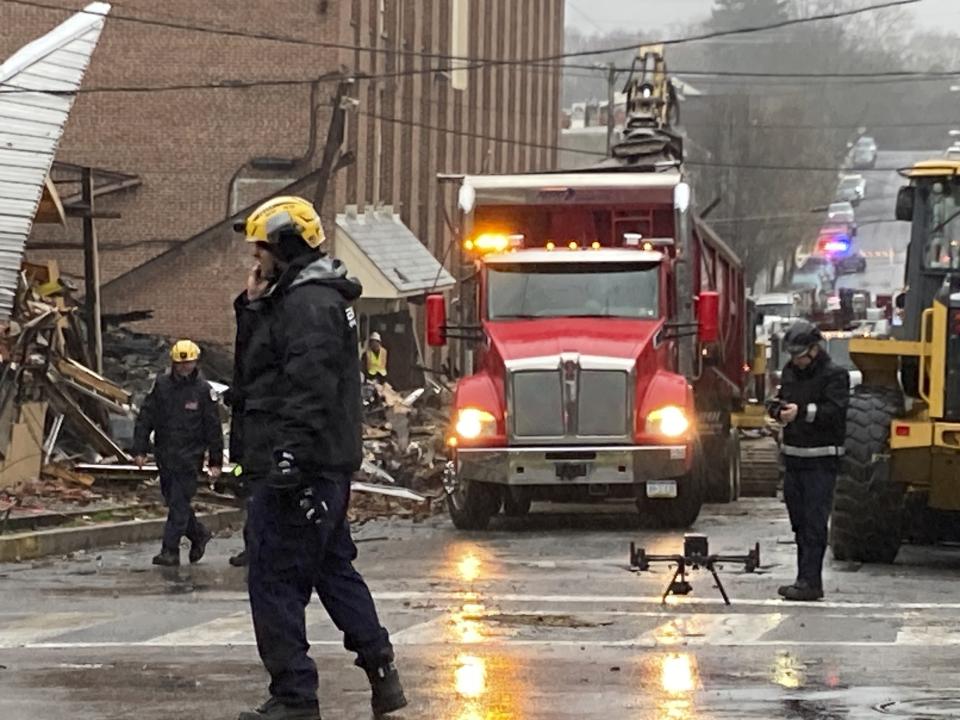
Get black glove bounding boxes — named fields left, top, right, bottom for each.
left=297, top=486, right=329, bottom=528
left=217, top=464, right=249, bottom=498
left=765, top=398, right=787, bottom=421
left=267, top=450, right=303, bottom=491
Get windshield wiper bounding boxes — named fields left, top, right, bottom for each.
left=932, top=207, right=960, bottom=234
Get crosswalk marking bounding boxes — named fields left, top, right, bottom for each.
left=0, top=612, right=114, bottom=648
left=143, top=611, right=253, bottom=647
left=4, top=605, right=955, bottom=650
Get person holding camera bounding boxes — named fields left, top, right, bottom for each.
left=768, top=320, right=850, bottom=601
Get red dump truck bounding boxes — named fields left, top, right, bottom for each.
left=426, top=171, right=747, bottom=530
left=426, top=47, right=751, bottom=530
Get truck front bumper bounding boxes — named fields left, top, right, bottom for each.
left=452, top=444, right=689, bottom=487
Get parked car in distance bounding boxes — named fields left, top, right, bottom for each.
left=827, top=201, right=856, bottom=225
left=833, top=249, right=867, bottom=275
left=946, top=145, right=960, bottom=160
left=835, top=174, right=866, bottom=206
left=851, top=136, right=877, bottom=169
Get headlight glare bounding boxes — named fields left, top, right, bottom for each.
left=455, top=408, right=497, bottom=439
left=647, top=405, right=690, bottom=438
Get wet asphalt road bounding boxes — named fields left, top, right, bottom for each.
left=3, top=498, right=960, bottom=719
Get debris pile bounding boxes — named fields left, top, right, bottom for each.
left=0, top=261, right=443, bottom=528
left=0, top=261, right=131, bottom=494
left=358, top=380, right=451, bottom=494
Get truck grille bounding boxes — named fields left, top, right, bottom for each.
left=510, top=366, right=630, bottom=441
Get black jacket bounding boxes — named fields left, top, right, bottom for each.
left=772, top=350, right=850, bottom=457
left=133, top=370, right=224, bottom=473
left=231, top=252, right=363, bottom=477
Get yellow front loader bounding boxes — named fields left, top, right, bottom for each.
left=830, top=161, right=960, bottom=563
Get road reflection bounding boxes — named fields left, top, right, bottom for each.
left=772, top=651, right=806, bottom=689
left=446, top=545, right=525, bottom=718
left=652, top=652, right=699, bottom=720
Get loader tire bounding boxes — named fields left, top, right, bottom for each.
left=637, top=442, right=705, bottom=529
left=705, top=429, right=741, bottom=504
left=830, top=387, right=904, bottom=564
left=447, top=480, right=501, bottom=531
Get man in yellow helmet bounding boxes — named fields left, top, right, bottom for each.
left=133, top=340, right=224, bottom=567
left=232, top=196, right=405, bottom=720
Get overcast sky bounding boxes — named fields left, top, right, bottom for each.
left=565, top=0, right=960, bottom=35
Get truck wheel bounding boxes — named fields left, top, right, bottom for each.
left=830, top=387, right=904, bottom=563
left=447, top=480, right=501, bottom=531
left=502, top=488, right=532, bottom=517
left=637, top=444, right=705, bottom=529
left=705, top=430, right=741, bottom=503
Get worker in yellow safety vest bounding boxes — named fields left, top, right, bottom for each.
left=363, top=331, right=388, bottom=383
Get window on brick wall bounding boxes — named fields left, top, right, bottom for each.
left=450, top=0, right=469, bottom=91
left=378, top=0, right=388, bottom=39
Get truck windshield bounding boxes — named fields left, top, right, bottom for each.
left=487, top=261, right=660, bottom=320
left=925, top=181, right=960, bottom=270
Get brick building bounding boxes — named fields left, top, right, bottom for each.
left=0, top=0, right=565, bottom=346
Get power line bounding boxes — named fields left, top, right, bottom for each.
left=563, top=0, right=921, bottom=58
left=358, top=108, right=925, bottom=175
left=0, top=60, right=605, bottom=96
left=357, top=109, right=606, bottom=159
left=3, top=0, right=921, bottom=81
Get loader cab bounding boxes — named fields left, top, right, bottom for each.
left=894, top=162, right=960, bottom=419
left=895, top=163, right=960, bottom=343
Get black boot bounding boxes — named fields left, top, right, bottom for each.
left=781, top=581, right=823, bottom=602
left=189, top=527, right=213, bottom=564
left=229, top=549, right=248, bottom=567
left=152, top=549, right=180, bottom=567
left=777, top=584, right=794, bottom=598
left=237, top=697, right=320, bottom=720
left=367, top=662, right=407, bottom=716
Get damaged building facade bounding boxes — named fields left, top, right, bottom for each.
left=1, top=0, right=566, bottom=378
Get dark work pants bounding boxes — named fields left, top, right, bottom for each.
left=783, top=456, right=839, bottom=590
left=159, top=470, right=205, bottom=552
left=247, top=472, right=393, bottom=706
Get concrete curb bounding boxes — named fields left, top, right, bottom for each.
left=0, top=509, right=244, bottom=562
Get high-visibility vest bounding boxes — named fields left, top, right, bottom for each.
left=366, top=347, right=388, bottom=376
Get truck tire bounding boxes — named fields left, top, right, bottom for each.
left=636, top=443, right=705, bottom=529
left=447, top=480, right=501, bottom=531
left=705, top=430, right=741, bottom=503
left=829, top=387, right=904, bottom=563
left=502, top=488, right=532, bottom=517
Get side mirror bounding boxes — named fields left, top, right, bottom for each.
left=895, top=186, right=915, bottom=222
left=426, top=294, right=447, bottom=347
left=697, top=291, right=719, bottom=344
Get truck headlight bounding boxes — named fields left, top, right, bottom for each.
left=647, top=406, right=690, bottom=438
left=455, top=408, right=497, bottom=439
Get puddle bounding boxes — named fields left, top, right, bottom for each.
left=876, top=697, right=960, bottom=717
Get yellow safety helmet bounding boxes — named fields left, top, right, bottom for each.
left=236, top=196, right=325, bottom=249
left=170, top=339, right=201, bottom=363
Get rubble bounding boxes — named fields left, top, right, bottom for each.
left=357, top=378, right=451, bottom=497
left=0, top=259, right=447, bottom=533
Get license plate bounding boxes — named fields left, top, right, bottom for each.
left=556, top=463, right=589, bottom=480
left=646, top=480, right=678, bottom=498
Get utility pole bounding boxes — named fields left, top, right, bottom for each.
left=606, top=62, right=617, bottom=155
left=81, top=167, right=102, bottom=374
left=313, top=78, right=356, bottom=215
